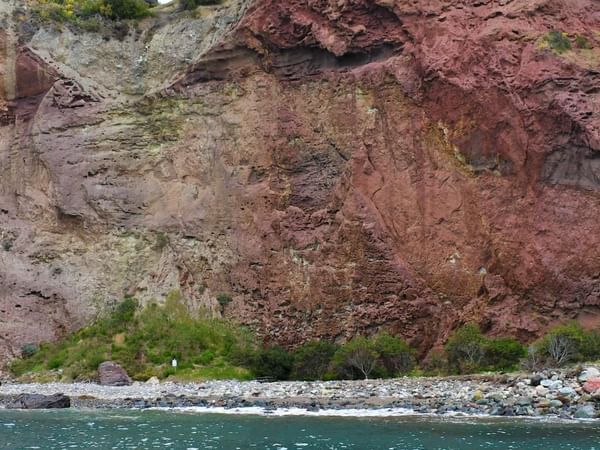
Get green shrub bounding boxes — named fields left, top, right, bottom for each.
left=422, top=350, right=447, bottom=376
left=217, top=293, right=232, bottom=309
left=332, top=336, right=382, bottom=380
left=540, top=322, right=586, bottom=366
left=445, top=325, right=527, bottom=373
left=21, top=343, right=40, bottom=358
left=581, top=329, right=600, bottom=361
left=105, top=0, right=150, bottom=19
left=483, top=337, right=526, bottom=371
left=544, top=31, right=572, bottom=54
left=517, top=323, right=600, bottom=369
left=445, top=324, right=486, bottom=373
left=373, top=333, right=415, bottom=376
left=180, top=0, right=223, bottom=10
left=250, top=347, right=293, bottom=381
left=291, top=340, right=338, bottom=381
left=111, top=297, right=137, bottom=328
left=246, top=347, right=294, bottom=380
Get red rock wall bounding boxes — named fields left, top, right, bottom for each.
left=208, top=0, right=600, bottom=350
left=1, top=0, right=600, bottom=363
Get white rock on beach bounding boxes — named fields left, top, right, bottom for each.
left=578, top=367, right=600, bottom=382
left=540, top=379, right=562, bottom=390
left=535, top=385, right=549, bottom=397
left=146, top=376, right=160, bottom=385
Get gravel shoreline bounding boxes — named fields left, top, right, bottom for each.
left=1, top=369, right=599, bottom=419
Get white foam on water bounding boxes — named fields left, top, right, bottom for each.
left=143, top=406, right=598, bottom=423
left=147, top=406, right=417, bottom=417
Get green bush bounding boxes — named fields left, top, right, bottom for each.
left=21, top=343, right=40, bottom=359
left=483, top=337, right=526, bottom=371
left=180, top=0, right=222, bottom=10
left=291, top=340, right=338, bottom=381
left=329, top=334, right=417, bottom=380
left=445, top=324, right=486, bottom=374
left=217, top=293, right=232, bottom=309
left=422, top=350, right=447, bottom=376
left=519, top=323, right=600, bottom=369
left=373, top=333, right=415, bottom=376
left=111, top=297, right=137, bottom=328
left=250, top=347, right=294, bottom=381
left=332, top=336, right=382, bottom=380
left=544, top=31, right=572, bottom=54
left=106, top=0, right=150, bottom=19
left=581, top=329, right=600, bottom=361
left=541, top=322, right=585, bottom=366
left=444, top=324, right=526, bottom=374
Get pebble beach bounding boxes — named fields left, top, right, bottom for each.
left=1, top=367, right=599, bottom=419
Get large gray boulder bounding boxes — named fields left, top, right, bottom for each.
left=574, top=404, right=597, bottom=419
left=98, top=361, right=132, bottom=386
left=9, top=393, right=70, bottom=409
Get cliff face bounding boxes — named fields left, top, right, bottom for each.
left=1, top=0, right=600, bottom=367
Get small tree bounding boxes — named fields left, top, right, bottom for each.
left=521, top=345, right=543, bottom=371
left=332, top=337, right=380, bottom=380
left=292, top=340, right=337, bottom=381
left=547, top=334, right=576, bottom=366
left=373, top=333, right=415, bottom=376
left=445, top=324, right=486, bottom=373
left=540, top=322, right=584, bottom=367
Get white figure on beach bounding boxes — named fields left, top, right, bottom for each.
left=172, top=358, right=177, bottom=371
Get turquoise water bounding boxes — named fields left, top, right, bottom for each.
left=0, top=409, right=599, bottom=450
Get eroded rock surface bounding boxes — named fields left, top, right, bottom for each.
left=1, top=0, right=600, bottom=369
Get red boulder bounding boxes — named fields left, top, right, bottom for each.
left=583, top=378, right=600, bottom=394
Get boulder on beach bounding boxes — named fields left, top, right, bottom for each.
left=146, top=376, right=160, bottom=385
left=574, top=404, right=597, bottom=419
left=9, top=393, right=70, bottom=409
left=582, top=378, right=600, bottom=394
left=578, top=367, right=600, bottom=382
left=98, top=361, right=132, bottom=386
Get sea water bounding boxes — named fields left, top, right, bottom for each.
left=1, top=409, right=599, bottom=450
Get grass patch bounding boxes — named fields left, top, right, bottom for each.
left=10, top=295, right=256, bottom=382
